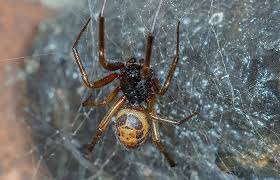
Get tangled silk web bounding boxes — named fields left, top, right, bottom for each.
left=24, top=0, right=280, bottom=179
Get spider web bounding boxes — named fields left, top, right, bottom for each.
left=3, top=0, right=280, bottom=179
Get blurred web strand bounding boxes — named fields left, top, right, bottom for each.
left=0, top=51, right=55, bottom=64
left=101, top=0, right=107, bottom=16
left=151, top=0, right=163, bottom=33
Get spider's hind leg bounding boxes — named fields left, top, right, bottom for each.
left=147, top=96, right=176, bottom=167
left=87, top=96, right=126, bottom=152
left=151, top=120, right=176, bottom=167
left=149, top=111, right=198, bottom=125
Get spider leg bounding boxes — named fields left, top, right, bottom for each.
left=87, top=96, right=126, bottom=152
left=147, top=96, right=176, bottom=167
left=99, top=15, right=124, bottom=71
left=93, top=72, right=119, bottom=88
left=151, top=121, right=176, bottom=167
left=72, top=18, right=95, bottom=88
left=149, top=111, right=198, bottom=125
left=152, top=21, right=180, bottom=96
left=82, top=86, right=121, bottom=107
left=141, top=32, right=154, bottom=78
left=72, top=18, right=123, bottom=88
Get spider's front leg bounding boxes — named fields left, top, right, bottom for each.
left=72, top=17, right=124, bottom=89
left=87, top=96, right=126, bottom=152
left=72, top=17, right=95, bottom=88
left=153, top=21, right=181, bottom=96
left=98, top=15, right=124, bottom=71
left=141, top=32, right=154, bottom=79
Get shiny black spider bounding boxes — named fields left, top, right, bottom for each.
left=72, top=15, right=197, bottom=167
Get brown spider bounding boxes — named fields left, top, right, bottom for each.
left=72, top=15, right=197, bottom=167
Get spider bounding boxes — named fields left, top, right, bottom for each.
left=72, top=14, right=198, bottom=167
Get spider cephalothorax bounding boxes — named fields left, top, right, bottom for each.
left=72, top=14, right=197, bottom=167
left=119, top=58, right=155, bottom=105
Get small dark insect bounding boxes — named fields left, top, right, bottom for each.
left=72, top=14, right=197, bottom=167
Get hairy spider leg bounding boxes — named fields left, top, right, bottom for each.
left=152, top=21, right=181, bottom=95
left=147, top=96, right=176, bottom=167
left=87, top=96, right=126, bottom=152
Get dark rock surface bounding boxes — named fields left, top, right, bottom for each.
left=26, top=1, right=280, bottom=179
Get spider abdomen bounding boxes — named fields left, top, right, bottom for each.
left=115, top=107, right=149, bottom=149
left=119, top=61, right=154, bottom=104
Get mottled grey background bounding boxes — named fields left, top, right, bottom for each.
left=25, top=0, right=280, bottom=179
